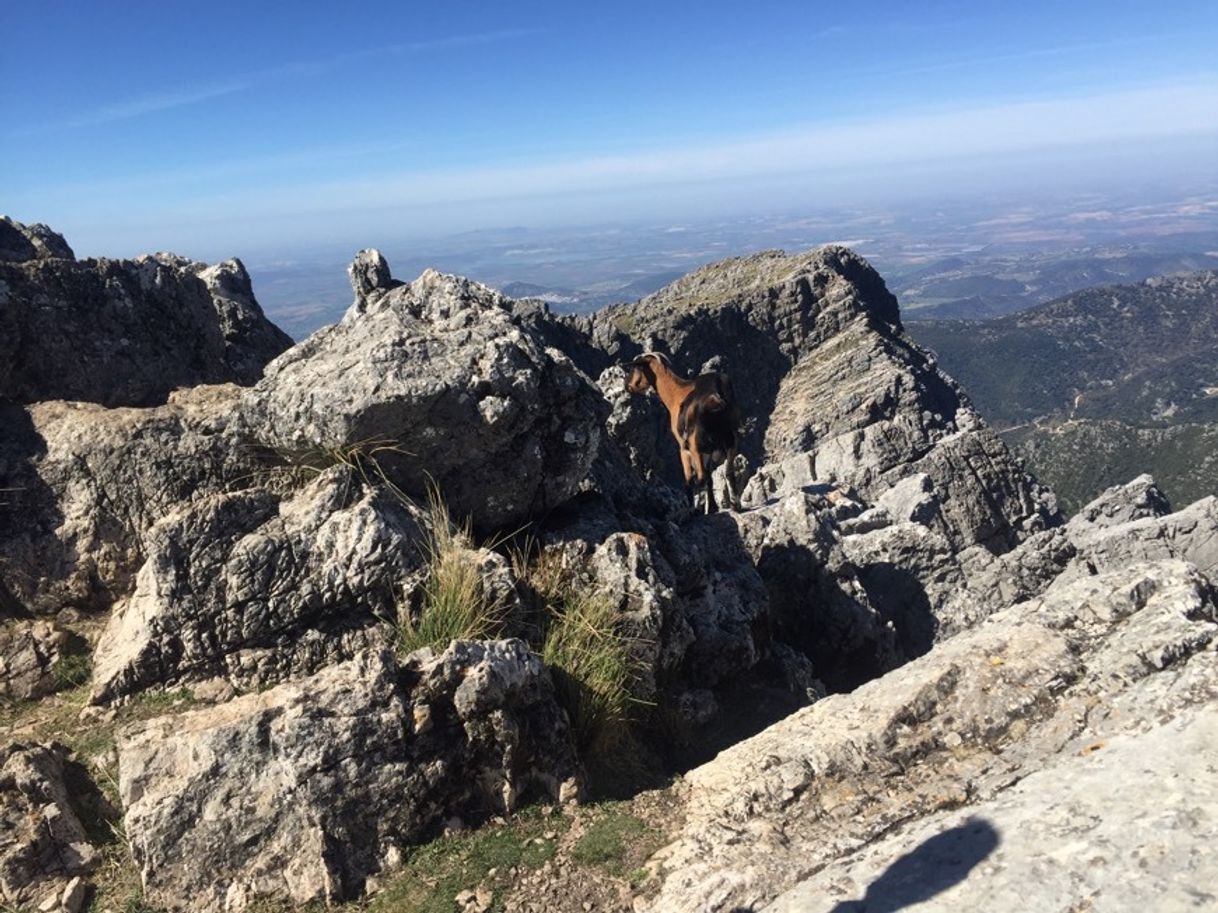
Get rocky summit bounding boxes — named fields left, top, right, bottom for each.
left=2, top=220, right=1216, bottom=913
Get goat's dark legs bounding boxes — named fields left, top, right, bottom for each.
left=687, top=434, right=716, bottom=514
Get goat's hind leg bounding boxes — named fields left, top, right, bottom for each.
left=688, top=433, right=716, bottom=514
left=723, top=445, right=742, bottom=511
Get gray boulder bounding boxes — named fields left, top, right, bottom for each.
left=0, top=384, right=261, bottom=617
left=0, top=218, right=291, bottom=406
left=91, top=465, right=428, bottom=702
left=241, top=263, right=606, bottom=531
left=118, top=644, right=579, bottom=912
left=0, top=742, right=96, bottom=909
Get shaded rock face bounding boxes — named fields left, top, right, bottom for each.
left=0, top=742, right=96, bottom=909
left=0, top=217, right=290, bottom=406
left=241, top=265, right=606, bottom=531
left=118, top=645, right=579, bottom=913
left=647, top=558, right=1218, bottom=913
left=0, top=385, right=260, bottom=617
left=91, top=466, right=428, bottom=703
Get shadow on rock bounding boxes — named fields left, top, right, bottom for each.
left=827, top=818, right=1000, bottom=913
left=0, top=403, right=59, bottom=618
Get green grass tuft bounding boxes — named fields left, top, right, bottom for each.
left=398, top=492, right=509, bottom=655
left=541, top=590, right=639, bottom=759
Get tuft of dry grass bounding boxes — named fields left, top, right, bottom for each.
left=398, top=491, right=509, bottom=655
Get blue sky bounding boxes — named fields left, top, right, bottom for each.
left=3, top=0, right=1217, bottom=258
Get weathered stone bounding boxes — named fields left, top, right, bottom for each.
left=0, top=619, right=70, bottom=700
left=589, top=247, right=1057, bottom=551
left=1066, top=495, right=1218, bottom=581
left=119, top=644, right=578, bottom=912
left=646, top=560, right=1218, bottom=912
left=347, top=247, right=399, bottom=304
left=0, top=385, right=259, bottom=617
left=241, top=264, right=606, bottom=531
left=0, top=218, right=290, bottom=406
left=0, top=743, right=96, bottom=908
left=0, top=215, right=74, bottom=262
left=766, top=706, right=1218, bottom=912
left=91, top=466, right=427, bottom=702
left=1067, top=472, right=1173, bottom=535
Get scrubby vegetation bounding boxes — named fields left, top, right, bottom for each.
left=541, top=590, right=639, bottom=758
left=398, top=494, right=509, bottom=654
left=398, top=498, right=650, bottom=792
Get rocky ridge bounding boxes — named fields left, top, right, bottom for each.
left=1, top=218, right=1215, bottom=913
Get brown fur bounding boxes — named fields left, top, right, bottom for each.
left=624, top=353, right=741, bottom=512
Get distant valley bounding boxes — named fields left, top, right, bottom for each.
left=909, top=271, right=1218, bottom=512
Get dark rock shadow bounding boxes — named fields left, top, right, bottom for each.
left=827, top=818, right=1000, bottom=913
left=853, top=563, right=939, bottom=661
left=0, top=403, right=60, bottom=618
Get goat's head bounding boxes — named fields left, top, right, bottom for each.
left=623, top=352, right=670, bottom=394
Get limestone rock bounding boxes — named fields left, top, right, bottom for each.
left=1067, top=472, right=1173, bottom=535
left=91, top=466, right=427, bottom=702
left=0, top=215, right=74, bottom=262
left=0, top=620, right=70, bottom=701
left=0, top=385, right=261, bottom=616
left=589, top=247, right=1057, bottom=551
left=766, top=706, right=1218, bottom=912
left=241, top=264, right=606, bottom=531
left=646, top=559, right=1218, bottom=912
left=347, top=247, right=399, bottom=304
left=0, top=219, right=290, bottom=406
left=119, top=645, right=578, bottom=912
left=1066, top=494, right=1218, bottom=580
left=0, top=743, right=96, bottom=909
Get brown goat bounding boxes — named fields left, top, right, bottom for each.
left=624, top=352, right=741, bottom=512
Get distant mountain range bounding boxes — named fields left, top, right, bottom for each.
left=893, top=248, right=1218, bottom=319
left=909, top=271, right=1218, bottom=512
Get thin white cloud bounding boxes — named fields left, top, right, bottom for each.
left=209, top=79, right=1218, bottom=215
left=13, top=27, right=541, bottom=134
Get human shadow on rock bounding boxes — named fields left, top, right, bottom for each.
left=827, top=818, right=1001, bottom=913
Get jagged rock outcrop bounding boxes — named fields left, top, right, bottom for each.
left=0, top=217, right=291, bottom=406
left=0, top=742, right=96, bottom=910
left=0, top=216, right=74, bottom=262
left=590, top=248, right=1057, bottom=553
left=646, top=557, right=1218, bottom=912
left=241, top=261, right=606, bottom=531
left=0, top=385, right=260, bottom=617
left=91, top=466, right=428, bottom=702
left=118, top=645, right=579, bottom=913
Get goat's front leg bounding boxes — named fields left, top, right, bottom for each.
left=680, top=447, right=698, bottom=507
